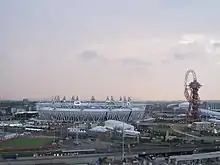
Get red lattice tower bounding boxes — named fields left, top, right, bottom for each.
left=184, top=70, right=202, bottom=123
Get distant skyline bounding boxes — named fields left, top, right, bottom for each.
left=1, top=0, right=220, bottom=100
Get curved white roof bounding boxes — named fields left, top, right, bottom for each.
left=89, top=126, right=108, bottom=132
left=15, top=111, right=38, bottom=115
left=104, top=120, right=134, bottom=131
left=178, top=102, right=190, bottom=108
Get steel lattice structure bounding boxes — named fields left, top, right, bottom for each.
left=37, top=109, right=144, bottom=123
left=36, top=98, right=146, bottom=123
left=184, top=69, right=202, bottom=122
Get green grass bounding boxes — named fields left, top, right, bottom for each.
left=0, top=138, right=53, bottom=148
left=0, top=149, right=44, bottom=155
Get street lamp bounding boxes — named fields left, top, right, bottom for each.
left=122, top=122, right=125, bottom=162
left=51, top=116, right=56, bottom=143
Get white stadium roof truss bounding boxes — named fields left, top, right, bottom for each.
left=38, top=108, right=144, bottom=122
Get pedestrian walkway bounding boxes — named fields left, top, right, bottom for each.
left=169, top=125, right=200, bottom=139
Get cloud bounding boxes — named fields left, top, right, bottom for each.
left=78, top=50, right=152, bottom=70
left=80, top=34, right=220, bottom=68
left=162, top=34, right=216, bottom=63
left=208, top=40, right=220, bottom=64
left=178, top=38, right=195, bottom=45
left=174, top=34, right=207, bottom=60
left=77, top=34, right=220, bottom=69
left=179, top=34, right=206, bottom=45
left=120, top=57, right=152, bottom=68
left=208, top=40, right=220, bottom=54
left=78, top=50, right=99, bottom=61
left=173, top=53, right=188, bottom=60
left=118, top=57, right=152, bottom=75
left=76, top=49, right=152, bottom=76
left=210, top=40, right=220, bottom=48
left=172, top=45, right=203, bottom=61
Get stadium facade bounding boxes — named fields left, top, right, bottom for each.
left=36, top=98, right=147, bottom=122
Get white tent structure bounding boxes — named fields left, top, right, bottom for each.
left=104, top=120, right=134, bottom=131
left=89, top=126, right=108, bottom=133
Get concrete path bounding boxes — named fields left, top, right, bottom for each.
left=169, top=125, right=200, bottom=139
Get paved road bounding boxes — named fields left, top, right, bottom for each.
left=0, top=153, right=134, bottom=165
left=0, top=157, right=97, bottom=165
left=170, top=125, right=201, bottom=139
left=1, top=145, right=220, bottom=165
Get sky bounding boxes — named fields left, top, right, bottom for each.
left=1, top=0, right=220, bottom=101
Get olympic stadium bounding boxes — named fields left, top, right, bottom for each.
left=33, top=69, right=220, bottom=123
left=34, top=100, right=220, bottom=123
left=36, top=97, right=147, bottom=122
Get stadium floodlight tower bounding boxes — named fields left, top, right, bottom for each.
left=184, top=69, right=202, bottom=123
left=62, top=96, right=66, bottom=102
left=71, top=96, right=75, bottom=101
left=105, top=96, right=110, bottom=103
left=123, top=96, right=127, bottom=102
left=91, top=96, right=95, bottom=101
left=110, top=96, right=114, bottom=102
left=119, top=96, right=123, bottom=102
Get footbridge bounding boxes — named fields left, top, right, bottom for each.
left=169, top=151, right=220, bottom=165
